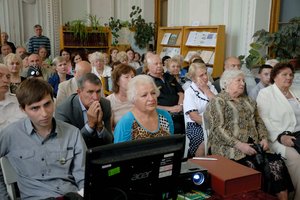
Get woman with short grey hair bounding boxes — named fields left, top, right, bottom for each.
left=114, top=75, right=174, bottom=143
left=127, top=74, right=160, bottom=103
left=204, top=69, right=293, bottom=199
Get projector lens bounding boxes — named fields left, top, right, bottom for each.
left=192, top=172, right=205, bottom=185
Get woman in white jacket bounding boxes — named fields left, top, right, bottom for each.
left=257, top=62, right=300, bottom=200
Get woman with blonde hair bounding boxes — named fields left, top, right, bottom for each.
left=116, top=51, right=128, bottom=64
left=89, top=51, right=112, bottom=78
left=48, top=56, right=73, bottom=97
left=4, top=53, right=25, bottom=93
left=183, top=62, right=217, bottom=157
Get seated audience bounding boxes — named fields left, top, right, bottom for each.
left=60, top=49, right=73, bottom=75
left=136, top=51, right=154, bottom=75
left=71, top=51, right=84, bottom=67
left=134, top=52, right=142, bottom=66
left=147, top=54, right=185, bottom=134
left=114, top=75, right=174, bottom=143
left=15, top=46, right=27, bottom=57
left=37, top=46, right=51, bottom=68
left=0, top=78, right=86, bottom=200
left=106, top=64, right=136, bottom=127
left=56, top=60, right=91, bottom=106
left=0, top=64, right=25, bottom=129
left=4, top=53, right=25, bottom=93
left=55, top=73, right=113, bottom=148
left=249, top=64, right=272, bottom=100
left=1, top=32, right=16, bottom=53
left=205, top=69, right=293, bottom=199
left=126, top=48, right=141, bottom=70
left=182, top=54, right=206, bottom=90
left=103, top=52, right=110, bottom=68
left=89, top=51, right=111, bottom=78
left=48, top=56, right=73, bottom=98
left=26, top=53, right=54, bottom=81
left=172, top=54, right=185, bottom=77
left=109, top=47, right=119, bottom=65
left=166, top=57, right=184, bottom=85
left=213, top=56, right=242, bottom=92
left=257, top=63, right=300, bottom=200
left=183, top=63, right=217, bottom=157
left=0, top=44, right=12, bottom=63
left=116, top=51, right=128, bottom=64
left=20, top=52, right=30, bottom=77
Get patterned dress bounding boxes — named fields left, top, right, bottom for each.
left=204, top=91, right=293, bottom=195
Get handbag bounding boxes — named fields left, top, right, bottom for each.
left=278, top=131, right=300, bottom=154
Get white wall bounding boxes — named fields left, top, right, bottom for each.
left=61, top=0, right=87, bottom=24
left=0, top=0, right=59, bottom=56
left=0, top=0, right=269, bottom=59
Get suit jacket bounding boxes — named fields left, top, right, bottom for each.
left=56, top=78, right=78, bottom=107
left=55, top=94, right=113, bottom=148
left=257, top=84, right=300, bottom=156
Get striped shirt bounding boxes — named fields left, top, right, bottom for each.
left=27, top=35, right=51, bottom=55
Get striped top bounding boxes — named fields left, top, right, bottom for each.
left=27, top=35, right=51, bottom=55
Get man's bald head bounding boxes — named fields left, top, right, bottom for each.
left=224, top=56, right=241, bottom=70
left=74, top=61, right=92, bottom=79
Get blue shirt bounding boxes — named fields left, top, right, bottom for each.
left=0, top=118, right=86, bottom=200
left=48, top=73, right=73, bottom=98
left=114, top=109, right=174, bottom=143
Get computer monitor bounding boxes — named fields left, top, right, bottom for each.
left=84, top=135, right=185, bottom=200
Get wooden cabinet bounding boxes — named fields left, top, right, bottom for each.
left=156, top=26, right=183, bottom=58
left=156, top=25, right=225, bottom=78
left=59, top=26, right=112, bottom=54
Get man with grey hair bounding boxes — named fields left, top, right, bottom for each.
left=213, top=56, right=242, bottom=92
left=55, top=73, right=113, bottom=148
left=147, top=54, right=185, bottom=134
left=56, top=60, right=92, bottom=106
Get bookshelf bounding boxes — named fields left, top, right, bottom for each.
left=156, top=25, right=225, bottom=78
left=59, top=26, right=112, bottom=54
left=156, top=26, right=184, bottom=59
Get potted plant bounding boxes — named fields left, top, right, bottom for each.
left=129, top=6, right=155, bottom=49
left=108, top=6, right=155, bottom=49
left=69, top=19, right=88, bottom=45
left=108, top=17, right=126, bottom=46
left=245, top=16, right=300, bottom=68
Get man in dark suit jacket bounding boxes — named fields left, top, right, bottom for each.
left=55, top=73, right=113, bottom=148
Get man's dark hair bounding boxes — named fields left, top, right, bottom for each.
left=34, top=24, right=42, bottom=29
left=77, top=73, right=102, bottom=89
left=16, top=78, right=53, bottom=109
left=258, top=64, right=273, bottom=74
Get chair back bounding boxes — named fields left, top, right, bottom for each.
left=0, top=157, right=20, bottom=200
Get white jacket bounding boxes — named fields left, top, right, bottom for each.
left=257, top=84, right=300, bottom=156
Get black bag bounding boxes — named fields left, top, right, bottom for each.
left=278, top=131, right=300, bottom=154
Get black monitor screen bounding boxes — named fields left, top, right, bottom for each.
left=84, top=135, right=185, bottom=200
